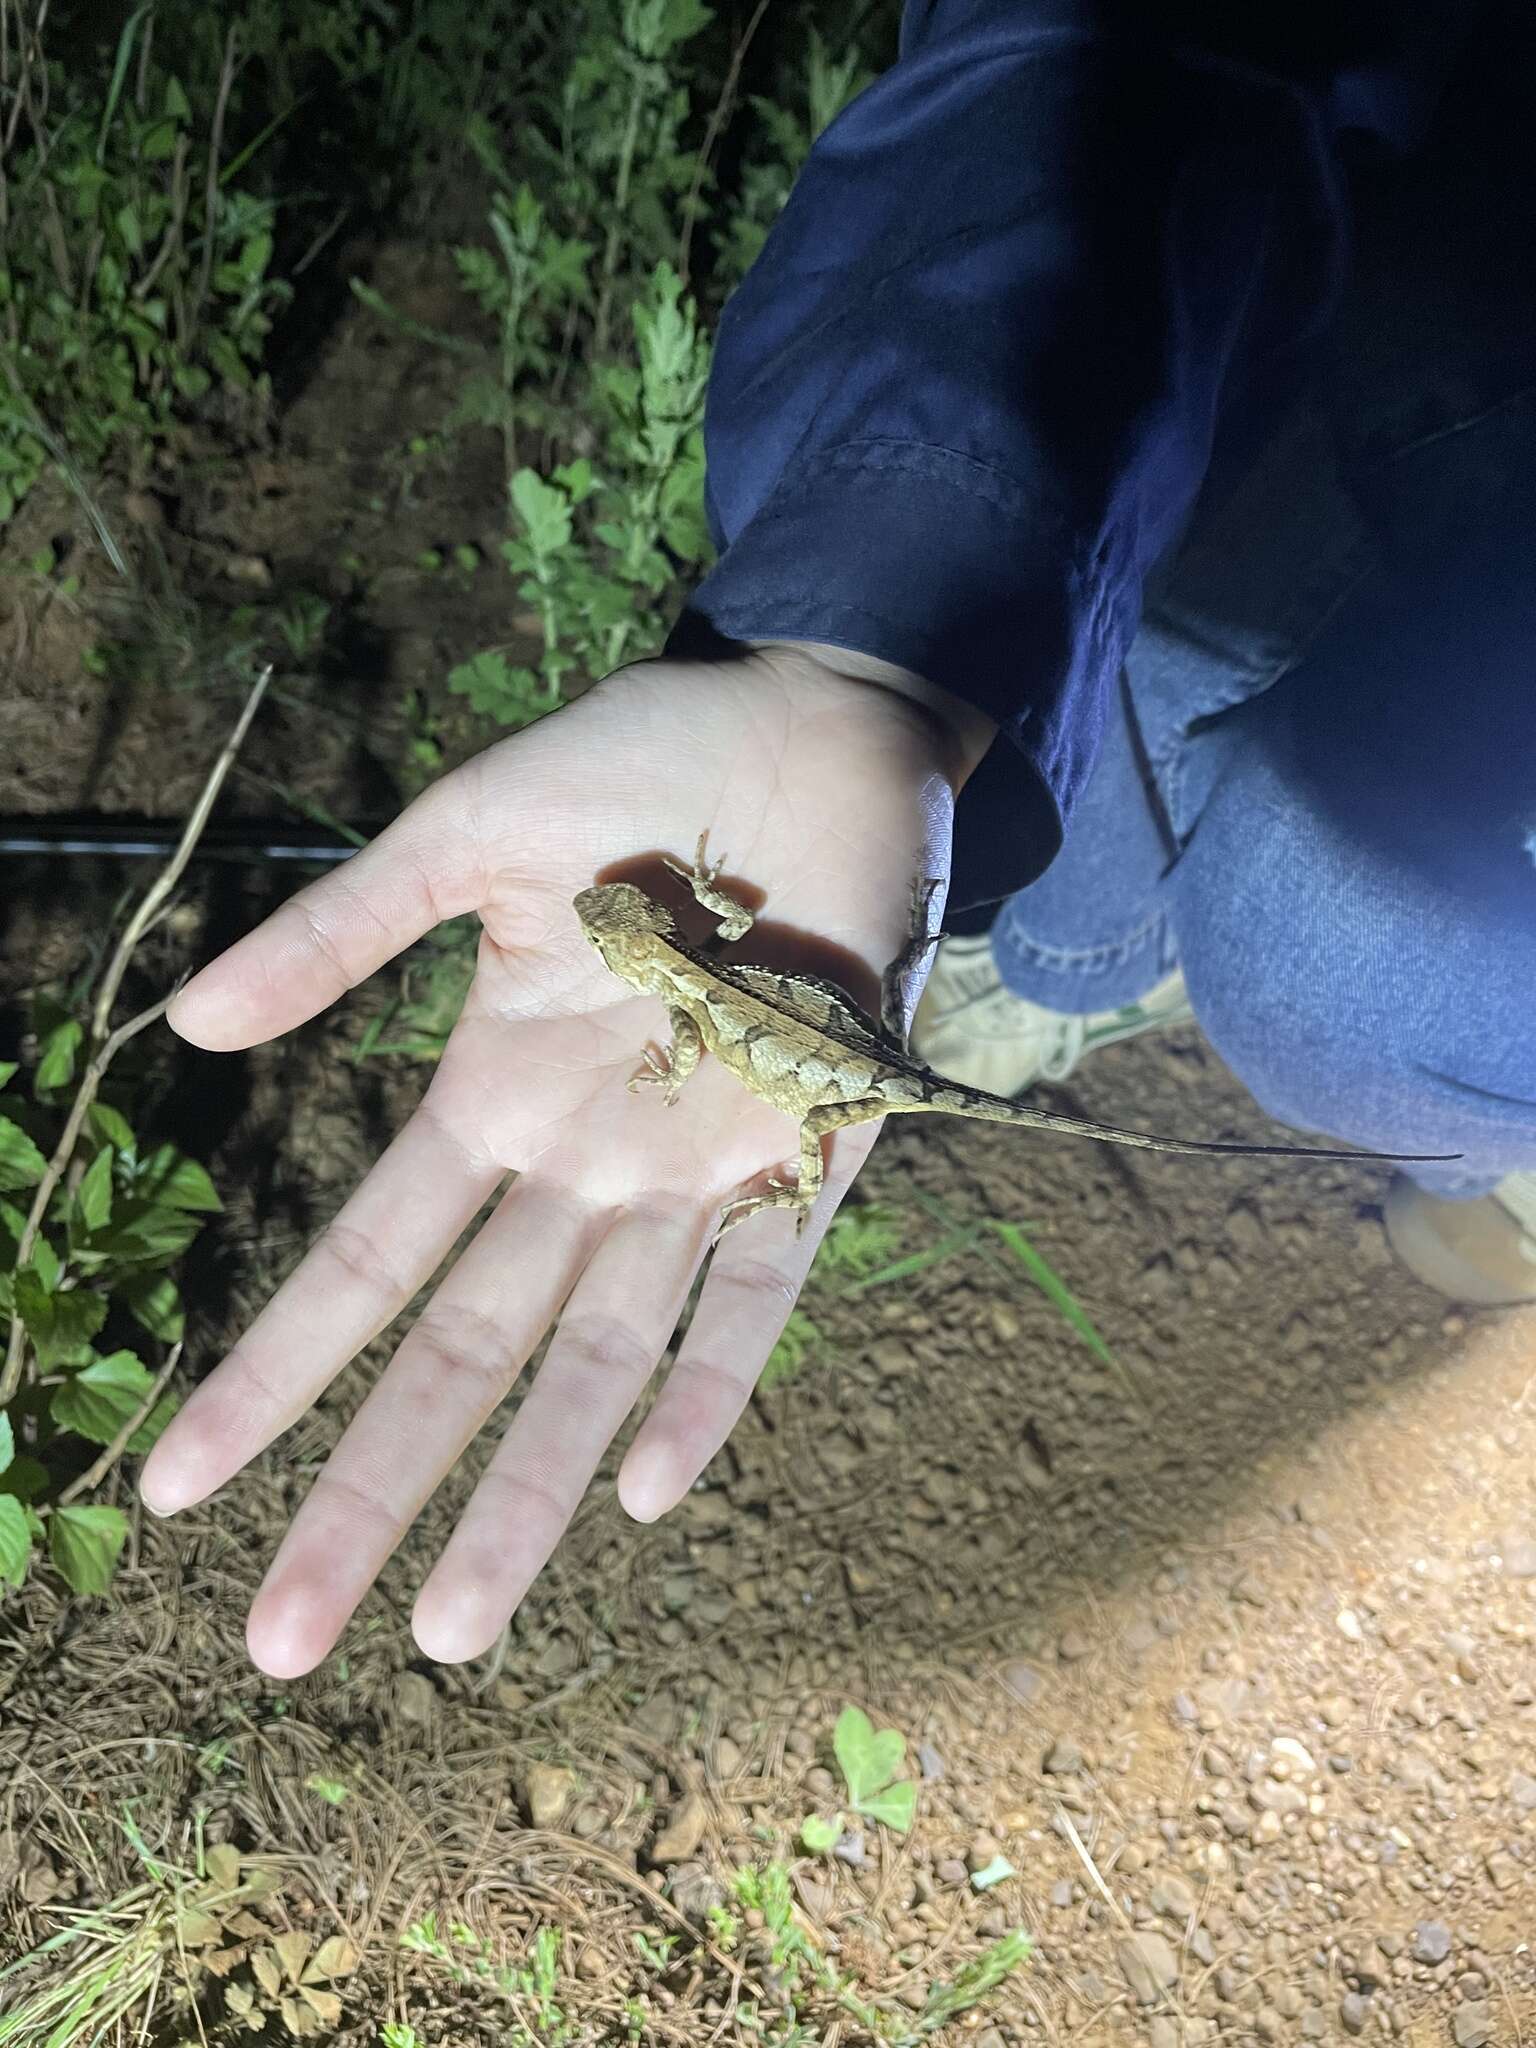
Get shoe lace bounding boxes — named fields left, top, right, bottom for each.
left=1037, top=1012, right=1089, bottom=1082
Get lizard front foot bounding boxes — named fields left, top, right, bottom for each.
left=664, top=828, right=754, bottom=943
left=627, top=1045, right=679, bottom=1105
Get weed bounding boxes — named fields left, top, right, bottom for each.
left=0, top=672, right=266, bottom=1596
left=0, top=4, right=287, bottom=530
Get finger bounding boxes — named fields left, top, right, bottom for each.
left=412, top=1190, right=713, bottom=1661
left=167, top=772, right=488, bottom=1051
left=616, top=1124, right=881, bottom=1523
left=138, top=1094, right=506, bottom=1516
left=244, top=1177, right=601, bottom=1679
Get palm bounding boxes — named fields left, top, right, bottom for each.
left=140, top=650, right=956, bottom=1676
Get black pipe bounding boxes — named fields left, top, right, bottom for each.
left=0, top=814, right=377, bottom=864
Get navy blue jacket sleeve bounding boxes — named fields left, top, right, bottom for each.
left=662, top=0, right=1466, bottom=901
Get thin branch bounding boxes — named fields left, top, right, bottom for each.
left=0, top=664, right=270, bottom=1407
left=677, top=0, right=770, bottom=292
left=89, top=662, right=271, bottom=1048
left=54, top=1340, right=183, bottom=1509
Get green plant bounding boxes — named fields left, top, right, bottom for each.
left=0, top=4, right=287, bottom=530
left=758, top=1306, right=819, bottom=1390
left=400, top=1914, right=572, bottom=2041
left=800, top=1706, right=915, bottom=1867
left=0, top=671, right=266, bottom=1598
left=0, top=1814, right=356, bottom=2043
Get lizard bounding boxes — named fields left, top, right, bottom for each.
left=574, top=831, right=1457, bottom=1242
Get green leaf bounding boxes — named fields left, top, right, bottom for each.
left=93, top=1195, right=202, bottom=1265
left=87, top=1102, right=136, bottom=1156
left=0, top=1197, right=29, bottom=1243
left=164, top=73, right=190, bottom=120
left=983, top=1219, right=1116, bottom=1369
left=73, top=1145, right=114, bottom=1234
left=799, top=1814, right=841, bottom=1854
left=0, top=1454, right=48, bottom=1504
left=0, top=1494, right=31, bottom=1588
left=305, top=1774, right=350, bottom=1805
left=35, top=1014, right=82, bottom=1095
left=0, top=1409, right=12, bottom=1476
left=0, top=1059, right=18, bottom=1089
left=509, top=468, right=572, bottom=557
left=139, top=116, right=179, bottom=161
left=0, top=1113, right=47, bottom=1190
left=28, top=1234, right=59, bottom=1293
left=858, top=1780, right=917, bottom=1833
left=121, top=1271, right=183, bottom=1342
left=833, top=1706, right=915, bottom=1832
left=51, top=1348, right=177, bottom=1453
left=14, top=1271, right=107, bottom=1369
left=49, top=1503, right=127, bottom=1594
left=970, top=1855, right=1016, bottom=1890
left=134, top=1144, right=222, bottom=1211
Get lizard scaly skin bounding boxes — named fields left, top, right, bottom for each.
left=575, top=832, right=1456, bottom=1242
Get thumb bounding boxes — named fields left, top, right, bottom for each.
left=167, top=768, right=491, bottom=1052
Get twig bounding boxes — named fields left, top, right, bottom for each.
left=53, top=1340, right=183, bottom=1509
left=0, top=663, right=270, bottom=1407
left=1053, top=1807, right=1133, bottom=1931
left=677, top=0, right=770, bottom=291
left=89, top=662, right=270, bottom=1048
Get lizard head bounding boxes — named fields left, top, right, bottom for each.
left=574, top=881, right=677, bottom=973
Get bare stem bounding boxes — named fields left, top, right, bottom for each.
left=0, top=664, right=270, bottom=1407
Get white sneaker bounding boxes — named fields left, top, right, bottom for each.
left=910, top=931, right=1196, bottom=1098
left=1383, top=1170, right=1536, bottom=1307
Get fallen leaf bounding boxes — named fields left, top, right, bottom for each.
left=174, top=1907, right=224, bottom=1947
left=204, top=1843, right=242, bottom=1890
left=301, top=1933, right=360, bottom=1981
left=251, top=1946, right=283, bottom=1999
left=273, top=1929, right=311, bottom=1985
left=298, top=1984, right=343, bottom=2026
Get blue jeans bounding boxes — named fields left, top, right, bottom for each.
left=991, top=367, right=1536, bottom=1199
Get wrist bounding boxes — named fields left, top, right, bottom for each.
left=741, top=637, right=997, bottom=788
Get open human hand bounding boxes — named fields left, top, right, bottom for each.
left=138, top=643, right=977, bottom=1676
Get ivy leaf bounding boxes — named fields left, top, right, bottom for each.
left=134, top=1144, right=222, bottom=1212
left=0, top=1113, right=47, bottom=1191
left=833, top=1705, right=916, bottom=1833
left=14, top=1270, right=107, bottom=1369
left=72, top=1144, right=115, bottom=1235
left=51, top=1349, right=178, bottom=1452
left=49, top=1502, right=128, bottom=1594
left=120, top=1271, right=184, bottom=1342
left=0, top=1494, right=31, bottom=1588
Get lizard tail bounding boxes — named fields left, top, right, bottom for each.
left=916, top=1083, right=1458, bottom=1166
